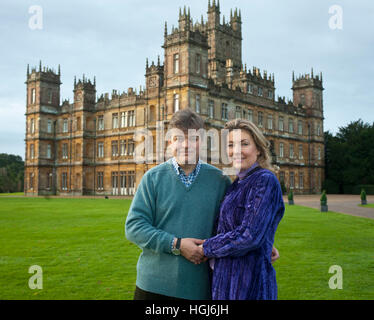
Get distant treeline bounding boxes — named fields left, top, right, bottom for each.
left=324, top=119, right=374, bottom=194
left=0, top=154, right=24, bottom=193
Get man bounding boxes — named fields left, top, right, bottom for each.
left=125, top=109, right=279, bottom=300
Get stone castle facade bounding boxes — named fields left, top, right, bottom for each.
left=24, top=1, right=325, bottom=196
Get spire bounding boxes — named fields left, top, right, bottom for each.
left=311, top=67, right=314, bottom=78
left=27, top=64, right=29, bottom=76
left=74, top=76, right=76, bottom=86
left=58, top=64, right=61, bottom=76
left=93, top=76, right=96, bottom=86
left=157, top=55, right=160, bottom=66
left=164, top=21, right=167, bottom=37
left=146, top=58, right=149, bottom=69
left=179, top=7, right=182, bottom=18
left=292, top=71, right=295, bottom=81
left=39, top=60, right=42, bottom=72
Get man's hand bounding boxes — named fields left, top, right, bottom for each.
left=180, top=238, right=205, bottom=264
left=271, top=246, right=280, bottom=264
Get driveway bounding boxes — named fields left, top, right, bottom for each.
left=284, top=194, right=374, bottom=220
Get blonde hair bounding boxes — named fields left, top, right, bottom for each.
left=224, top=119, right=276, bottom=172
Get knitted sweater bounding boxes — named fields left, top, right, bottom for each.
left=125, top=159, right=232, bottom=300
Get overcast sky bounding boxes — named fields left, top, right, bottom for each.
left=0, top=0, right=373, bottom=159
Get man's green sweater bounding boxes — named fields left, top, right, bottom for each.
left=125, top=159, right=231, bottom=300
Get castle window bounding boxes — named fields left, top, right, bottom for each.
left=128, top=111, right=135, bottom=127
left=247, top=84, right=253, bottom=94
left=290, top=172, right=295, bottom=189
left=299, top=172, right=304, bottom=189
left=47, top=173, right=52, bottom=190
left=196, top=54, right=201, bottom=74
left=97, top=142, right=104, bottom=158
left=98, top=115, right=104, bottom=131
left=121, top=112, right=127, bottom=127
left=196, top=95, right=201, bottom=113
left=174, top=94, right=180, bottom=112
left=318, top=147, right=321, bottom=160
left=208, top=100, right=214, bottom=118
left=61, top=172, right=68, bottom=191
left=299, top=144, right=303, bottom=159
left=30, top=119, right=35, bottom=134
left=29, top=173, right=34, bottom=190
left=47, top=119, right=52, bottom=133
left=279, top=143, right=284, bottom=158
left=317, top=124, right=321, bottom=136
left=30, top=144, right=35, bottom=159
left=267, top=115, right=273, bottom=130
left=298, top=120, right=303, bottom=135
left=289, top=143, right=294, bottom=159
left=221, top=103, right=228, bottom=121
left=31, top=88, right=36, bottom=104
left=258, top=112, right=263, bottom=127
left=279, top=116, right=284, bottom=131
left=128, top=139, right=135, bottom=156
left=288, top=118, right=294, bottom=133
left=62, top=143, right=68, bottom=159
left=47, top=144, right=52, bottom=159
left=279, top=171, right=285, bottom=184
left=258, top=87, right=263, bottom=97
left=120, top=140, right=127, bottom=156
left=47, top=89, right=52, bottom=104
left=235, top=106, right=242, bottom=119
left=112, top=113, right=119, bottom=129
left=63, top=119, right=69, bottom=133
left=268, top=90, right=273, bottom=99
left=112, top=140, right=119, bottom=157
left=173, top=53, right=179, bottom=74
left=97, top=172, right=104, bottom=191
left=247, top=109, right=253, bottom=122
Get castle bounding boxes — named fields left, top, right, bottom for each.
left=24, top=1, right=325, bottom=196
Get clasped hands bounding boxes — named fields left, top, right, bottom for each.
left=179, top=238, right=280, bottom=265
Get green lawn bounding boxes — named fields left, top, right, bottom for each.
left=0, top=197, right=373, bottom=300
left=359, top=203, right=374, bottom=208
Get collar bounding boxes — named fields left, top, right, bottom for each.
left=237, top=161, right=260, bottom=180
left=171, top=157, right=201, bottom=176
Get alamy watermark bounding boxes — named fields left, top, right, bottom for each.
left=28, top=265, right=43, bottom=290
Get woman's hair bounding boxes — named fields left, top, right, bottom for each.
left=224, top=119, right=275, bottom=172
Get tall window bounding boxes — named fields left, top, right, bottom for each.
left=111, top=140, right=119, bottom=157
left=289, top=143, right=294, bottom=159
left=235, top=106, right=242, bottom=119
left=247, top=84, right=254, bottom=94
left=47, top=144, right=52, bottom=159
left=120, top=140, right=127, bottom=156
left=98, top=115, right=104, bottom=131
left=30, top=144, right=35, bottom=159
left=298, top=120, right=303, bottom=135
left=279, top=116, right=284, bottom=131
left=299, top=144, right=303, bottom=159
left=258, top=87, right=263, bottom=97
left=195, top=95, right=201, bottom=113
left=29, top=173, right=34, bottom=190
left=268, top=90, right=273, bottom=99
left=196, top=54, right=201, bottom=74
left=63, top=119, right=68, bottom=133
left=299, top=172, right=304, bottom=189
left=279, top=171, right=285, bottom=184
left=173, top=53, right=179, bottom=74
left=121, top=112, right=127, bottom=128
left=290, top=172, right=295, bottom=189
left=61, top=172, right=68, bottom=191
left=317, top=124, right=321, bottom=136
left=267, top=115, right=273, bottom=130
left=97, top=142, right=104, bottom=158
left=279, top=143, right=284, bottom=158
left=127, top=111, right=135, bottom=127
left=31, top=88, right=36, bottom=104
left=62, top=143, right=68, bottom=159
left=128, top=139, right=135, bottom=156
left=47, top=89, right=52, bottom=104
left=30, top=119, right=35, bottom=134
left=47, top=119, right=52, bottom=133
left=221, top=103, right=228, bottom=121
left=258, top=112, right=263, bottom=127
left=174, top=94, right=179, bottom=112
left=112, top=113, right=119, bottom=129
left=288, top=118, right=294, bottom=133
left=97, top=172, right=104, bottom=191
left=208, top=100, right=214, bottom=118
left=318, top=147, right=321, bottom=160
left=248, top=109, right=253, bottom=122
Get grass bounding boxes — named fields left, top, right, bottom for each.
left=359, top=203, right=374, bottom=208
left=0, top=197, right=373, bottom=300
left=0, top=192, right=24, bottom=196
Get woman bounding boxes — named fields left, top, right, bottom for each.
left=202, top=119, right=285, bottom=300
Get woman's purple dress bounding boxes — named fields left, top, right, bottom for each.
left=203, top=163, right=285, bottom=300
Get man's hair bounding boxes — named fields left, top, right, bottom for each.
left=169, top=108, right=204, bottom=131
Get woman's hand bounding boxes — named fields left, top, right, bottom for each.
left=271, top=246, right=280, bottom=264
left=180, top=238, right=206, bottom=264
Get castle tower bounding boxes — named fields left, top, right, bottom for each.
left=292, top=70, right=325, bottom=193
left=24, top=62, right=61, bottom=195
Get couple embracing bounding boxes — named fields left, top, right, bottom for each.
left=125, top=108, right=285, bottom=300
